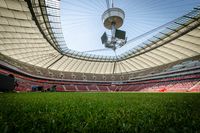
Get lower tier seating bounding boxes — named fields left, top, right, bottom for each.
left=1, top=69, right=200, bottom=92
left=13, top=77, right=200, bottom=92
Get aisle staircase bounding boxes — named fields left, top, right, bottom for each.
left=188, top=81, right=200, bottom=92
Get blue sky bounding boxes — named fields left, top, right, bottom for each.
left=60, top=0, right=200, bottom=56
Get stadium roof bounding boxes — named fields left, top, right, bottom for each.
left=0, top=0, right=200, bottom=75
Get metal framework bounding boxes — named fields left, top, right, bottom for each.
left=39, top=0, right=200, bottom=61
left=0, top=0, right=200, bottom=75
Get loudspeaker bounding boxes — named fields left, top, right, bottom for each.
left=0, top=73, right=15, bottom=92
left=115, top=29, right=126, bottom=40
left=101, top=32, right=108, bottom=44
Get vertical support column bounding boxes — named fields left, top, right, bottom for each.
left=111, top=22, right=117, bottom=50
left=111, top=23, right=116, bottom=38
left=111, top=0, right=114, bottom=8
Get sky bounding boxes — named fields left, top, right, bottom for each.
left=60, top=0, right=200, bottom=56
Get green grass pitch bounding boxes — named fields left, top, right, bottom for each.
left=0, top=92, right=200, bottom=133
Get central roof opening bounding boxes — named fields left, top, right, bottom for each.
left=60, top=0, right=199, bottom=56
